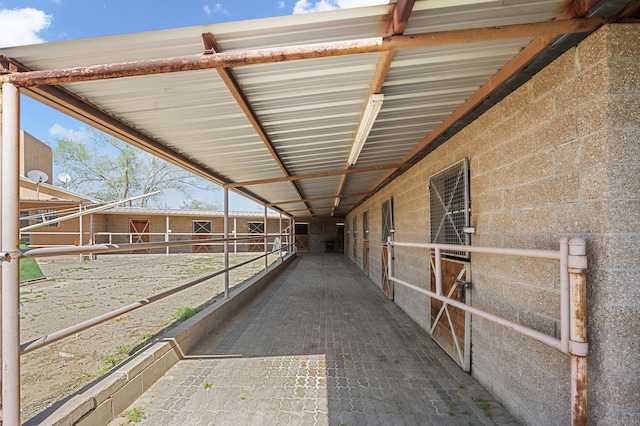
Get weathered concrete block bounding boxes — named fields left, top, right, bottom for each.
left=504, top=183, right=535, bottom=210
left=76, top=399, right=113, bottom=426
left=556, top=202, right=608, bottom=234
left=531, top=47, right=575, bottom=96
left=518, top=207, right=555, bottom=233
left=142, top=358, right=165, bottom=392
left=111, top=371, right=143, bottom=418
left=535, top=173, right=579, bottom=206
left=556, top=62, right=609, bottom=112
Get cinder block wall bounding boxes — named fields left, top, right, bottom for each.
left=346, top=24, right=639, bottom=425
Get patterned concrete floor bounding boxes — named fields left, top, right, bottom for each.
left=115, top=254, right=520, bottom=425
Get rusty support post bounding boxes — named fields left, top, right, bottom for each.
left=2, top=82, right=21, bottom=426
left=568, top=238, right=588, bottom=426
left=264, top=206, right=268, bottom=272
left=223, top=186, right=229, bottom=299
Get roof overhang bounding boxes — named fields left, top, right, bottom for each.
left=2, top=0, right=637, bottom=218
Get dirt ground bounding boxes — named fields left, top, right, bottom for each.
left=18, top=253, right=275, bottom=423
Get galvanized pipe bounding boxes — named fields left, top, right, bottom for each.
left=390, top=275, right=565, bottom=351
left=21, top=245, right=291, bottom=355
left=391, top=240, right=561, bottom=260
left=568, top=238, right=588, bottom=425
left=1, top=82, right=21, bottom=426
left=560, top=238, right=570, bottom=353
left=20, top=236, right=253, bottom=258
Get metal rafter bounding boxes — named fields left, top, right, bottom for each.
left=201, top=33, right=311, bottom=212
left=331, top=0, right=415, bottom=215
left=228, top=162, right=411, bottom=188
left=357, top=4, right=612, bottom=210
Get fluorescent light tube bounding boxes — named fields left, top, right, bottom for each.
left=348, top=93, right=384, bottom=166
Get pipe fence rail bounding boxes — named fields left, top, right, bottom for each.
left=386, top=237, right=588, bottom=426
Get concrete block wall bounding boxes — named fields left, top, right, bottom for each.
left=346, top=24, right=639, bottom=425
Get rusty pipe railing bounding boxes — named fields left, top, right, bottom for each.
left=20, top=240, right=292, bottom=355
left=387, top=237, right=588, bottom=425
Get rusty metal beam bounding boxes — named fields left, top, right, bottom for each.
left=286, top=203, right=356, bottom=214
left=228, top=162, right=410, bottom=188
left=267, top=191, right=371, bottom=207
left=392, top=0, right=416, bottom=35
left=202, top=33, right=310, bottom=211
left=0, top=18, right=605, bottom=88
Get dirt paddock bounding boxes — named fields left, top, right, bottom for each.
left=18, top=252, right=277, bottom=422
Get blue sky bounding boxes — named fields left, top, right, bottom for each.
left=0, top=0, right=387, bottom=210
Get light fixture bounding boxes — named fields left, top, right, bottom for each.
left=334, top=197, right=340, bottom=207
left=347, top=93, right=384, bottom=166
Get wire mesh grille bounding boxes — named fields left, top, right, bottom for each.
left=381, top=199, right=393, bottom=244
left=429, top=159, right=470, bottom=259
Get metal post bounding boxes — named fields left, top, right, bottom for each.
left=435, top=247, right=443, bottom=296
left=292, top=219, right=296, bottom=253
left=165, top=215, right=170, bottom=255
left=223, top=187, right=229, bottom=299
left=233, top=218, right=237, bottom=254
left=560, top=238, right=569, bottom=353
left=387, top=236, right=394, bottom=284
left=2, top=82, right=21, bottom=426
left=568, top=238, right=588, bottom=426
left=264, top=205, right=268, bottom=271
left=78, top=205, right=83, bottom=261
left=278, top=213, right=283, bottom=261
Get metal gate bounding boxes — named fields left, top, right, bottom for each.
left=429, top=257, right=471, bottom=371
left=129, top=219, right=150, bottom=253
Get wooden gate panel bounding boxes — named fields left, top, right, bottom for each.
left=429, top=257, right=470, bottom=370
left=382, top=246, right=393, bottom=299
left=296, top=234, right=310, bottom=252
left=129, top=220, right=150, bottom=254
left=363, top=240, right=369, bottom=276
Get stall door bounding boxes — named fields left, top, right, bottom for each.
left=362, top=211, right=369, bottom=275
left=428, top=159, right=472, bottom=371
left=295, top=223, right=310, bottom=252
left=381, top=199, right=394, bottom=299
left=129, top=219, right=150, bottom=254
left=248, top=222, right=264, bottom=252
left=352, top=216, right=357, bottom=261
left=193, top=220, right=212, bottom=253
left=429, top=258, right=471, bottom=371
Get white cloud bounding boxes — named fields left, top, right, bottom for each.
left=0, top=8, right=52, bottom=47
left=203, top=3, right=229, bottom=16
left=49, top=124, right=91, bottom=143
left=279, top=1, right=286, bottom=8
left=293, top=0, right=387, bottom=14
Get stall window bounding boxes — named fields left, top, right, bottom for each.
left=429, top=158, right=470, bottom=259
left=381, top=198, right=393, bottom=243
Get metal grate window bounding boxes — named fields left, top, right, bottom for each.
left=381, top=198, right=394, bottom=244
left=362, top=211, right=369, bottom=241
left=192, top=220, right=212, bottom=234
left=248, top=221, right=264, bottom=234
left=429, top=159, right=470, bottom=259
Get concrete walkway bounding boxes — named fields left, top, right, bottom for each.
left=115, top=254, right=519, bottom=425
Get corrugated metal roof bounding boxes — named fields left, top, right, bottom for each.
left=1, top=0, right=627, bottom=218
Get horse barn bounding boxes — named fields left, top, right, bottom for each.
left=0, top=1, right=638, bottom=425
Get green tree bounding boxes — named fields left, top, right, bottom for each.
left=53, top=129, right=218, bottom=207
